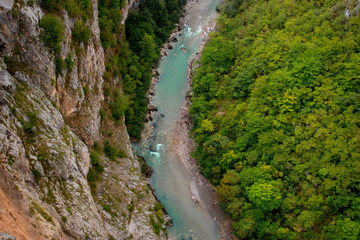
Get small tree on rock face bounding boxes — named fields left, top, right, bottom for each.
left=39, top=14, right=64, bottom=53
left=72, top=20, right=92, bottom=43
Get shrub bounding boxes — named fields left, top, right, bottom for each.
left=55, top=57, right=65, bottom=76
left=82, top=86, right=89, bottom=96
left=72, top=20, right=92, bottom=43
left=154, top=202, right=164, bottom=211
left=111, top=93, right=130, bottom=121
left=104, top=142, right=118, bottom=161
left=149, top=215, right=161, bottom=235
left=42, top=0, right=62, bottom=11
left=27, top=0, right=35, bottom=6
left=99, top=109, right=106, bottom=121
left=65, top=54, right=75, bottom=70
left=22, top=112, right=38, bottom=137
left=39, top=14, right=64, bottom=53
left=65, top=0, right=81, bottom=17
left=104, top=142, right=127, bottom=161
left=32, top=169, right=41, bottom=183
left=90, top=151, right=103, bottom=173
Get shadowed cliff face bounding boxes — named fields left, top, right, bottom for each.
left=0, top=1, right=167, bottom=239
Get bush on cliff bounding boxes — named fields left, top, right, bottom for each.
left=72, top=20, right=92, bottom=44
left=39, top=14, right=64, bottom=53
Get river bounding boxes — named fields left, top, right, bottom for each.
left=133, top=0, right=225, bottom=239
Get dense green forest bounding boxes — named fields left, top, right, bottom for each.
left=190, top=0, right=360, bottom=239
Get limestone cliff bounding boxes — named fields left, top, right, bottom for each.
left=0, top=0, right=168, bottom=239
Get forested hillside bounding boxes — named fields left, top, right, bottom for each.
left=190, top=0, right=360, bottom=238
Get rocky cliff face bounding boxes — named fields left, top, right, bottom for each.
left=0, top=1, right=168, bottom=239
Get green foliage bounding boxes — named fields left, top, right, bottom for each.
left=31, top=201, right=54, bottom=224
left=191, top=0, right=360, bottom=238
left=65, top=54, right=75, bottom=71
left=32, top=169, right=41, bottom=183
left=154, top=202, right=164, bottom=212
left=82, top=86, right=89, bottom=96
left=104, top=142, right=127, bottom=161
left=149, top=214, right=162, bottom=235
left=90, top=151, right=103, bottom=173
left=42, top=0, right=63, bottom=11
left=125, top=0, right=185, bottom=52
left=55, top=57, right=65, bottom=76
left=72, top=20, right=92, bottom=43
left=21, top=112, right=38, bottom=137
left=139, top=33, right=157, bottom=66
left=27, top=0, right=35, bottom=6
left=111, top=93, right=130, bottom=121
left=87, top=151, right=104, bottom=197
left=65, top=0, right=81, bottom=17
left=39, top=14, right=64, bottom=53
left=246, top=181, right=282, bottom=212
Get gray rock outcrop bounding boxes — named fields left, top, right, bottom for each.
left=0, top=1, right=168, bottom=239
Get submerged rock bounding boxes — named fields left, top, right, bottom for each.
left=149, top=105, right=158, bottom=111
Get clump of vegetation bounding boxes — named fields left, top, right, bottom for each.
left=149, top=214, right=162, bottom=236
left=31, top=201, right=54, bottom=224
left=110, top=92, right=130, bottom=121
left=190, top=0, right=360, bottom=239
left=20, top=112, right=38, bottom=137
left=87, top=151, right=104, bottom=196
left=104, top=142, right=127, bottom=161
left=55, top=56, right=65, bottom=76
left=82, top=86, right=89, bottom=97
left=90, top=151, right=103, bottom=173
left=39, top=14, right=64, bottom=54
left=72, top=20, right=92, bottom=44
left=154, top=201, right=164, bottom=212
left=32, top=169, right=41, bottom=183
left=65, top=54, right=75, bottom=70
left=43, top=0, right=92, bottom=19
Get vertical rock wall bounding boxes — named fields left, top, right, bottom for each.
left=0, top=0, right=168, bottom=239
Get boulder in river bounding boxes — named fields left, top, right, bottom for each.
left=169, top=36, right=178, bottom=42
left=149, top=105, right=158, bottom=111
left=192, top=196, right=199, bottom=206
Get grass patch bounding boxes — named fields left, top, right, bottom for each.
left=31, top=201, right=54, bottom=224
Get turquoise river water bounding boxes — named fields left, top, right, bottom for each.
left=133, top=0, right=221, bottom=239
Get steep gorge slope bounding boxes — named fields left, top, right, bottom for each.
left=0, top=0, right=169, bottom=239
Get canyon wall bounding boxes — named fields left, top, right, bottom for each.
left=0, top=0, right=168, bottom=239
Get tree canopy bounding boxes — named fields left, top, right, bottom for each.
left=190, top=0, right=360, bottom=238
